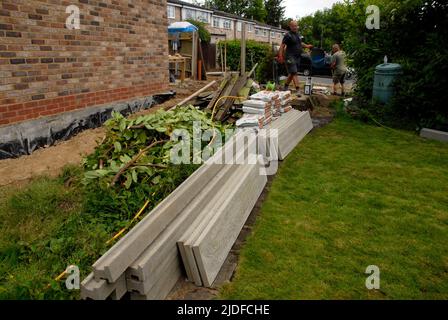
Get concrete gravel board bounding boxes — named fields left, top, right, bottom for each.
left=92, top=145, right=231, bottom=282
left=177, top=134, right=258, bottom=286
left=81, top=273, right=126, bottom=300
left=420, top=128, right=448, bottom=143
left=192, top=163, right=267, bottom=287
left=126, top=163, right=237, bottom=287
left=129, top=252, right=182, bottom=300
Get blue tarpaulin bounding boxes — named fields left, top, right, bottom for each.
left=168, top=22, right=198, bottom=34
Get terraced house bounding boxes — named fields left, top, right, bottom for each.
left=167, top=0, right=286, bottom=45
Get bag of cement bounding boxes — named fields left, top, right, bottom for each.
left=277, top=91, right=292, bottom=101
left=243, top=106, right=270, bottom=115
left=236, top=114, right=265, bottom=129
left=280, top=105, right=293, bottom=113
left=242, top=100, right=271, bottom=109
left=281, top=98, right=292, bottom=106
left=250, top=91, right=279, bottom=102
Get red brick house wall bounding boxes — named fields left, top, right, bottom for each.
left=0, top=0, right=169, bottom=126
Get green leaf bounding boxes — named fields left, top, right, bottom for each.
left=114, top=142, right=122, bottom=153
left=124, top=173, right=132, bottom=189
left=152, top=175, right=161, bottom=185
left=131, top=170, right=138, bottom=183
left=120, top=155, right=132, bottom=164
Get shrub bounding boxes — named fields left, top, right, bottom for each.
left=217, top=40, right=274, bottom=83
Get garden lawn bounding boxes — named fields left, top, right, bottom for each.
left=220, top=116, right=448, bottom=299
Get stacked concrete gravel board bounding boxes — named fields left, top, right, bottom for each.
left=260, top=110, right=313, bottom=160
left=126, top=164, right=237, bottom=295
left=81, top=273, right=127, bottom=300
left=92, top=152, right=227, bottom=283
left=183, top=163, right=267, bottom=288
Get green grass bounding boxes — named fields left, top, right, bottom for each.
left=220, top=115, right=448, bottom=299
left=0, top=166, right=110, bottom=299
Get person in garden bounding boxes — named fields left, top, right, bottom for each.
left=278, top=20, right=313, bottom=96
left=330, top=44, right=348, bottom=96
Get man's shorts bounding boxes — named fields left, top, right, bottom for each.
left=285, top=55, right=301, bottom=75
left=333, top=72, right=346, bottom=84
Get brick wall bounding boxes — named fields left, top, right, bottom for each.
left=0, top=0, right=169, bottom=126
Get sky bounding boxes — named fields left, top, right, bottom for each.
left=284, top=0, right=342, bottom=18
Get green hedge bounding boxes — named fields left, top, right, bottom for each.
left=217, top=40, right=274, bottom=84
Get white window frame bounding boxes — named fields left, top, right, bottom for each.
left=223, top=19, right=232, bottom=30
left=167, top=5, right=175, bottom=19
left=213, top=17, right=220, bottom=28
left=237, top=21, right=242, bottom=32
left=247, top=24, right=254, bottom=32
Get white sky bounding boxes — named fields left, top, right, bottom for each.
left=284, top=0, right=342, bottom=18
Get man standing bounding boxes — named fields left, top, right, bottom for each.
left=278, top=20, right=313, bottom=96
left=331, top=44, right=348, bottom=96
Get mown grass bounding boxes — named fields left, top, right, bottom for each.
left=220, top=115, right=448, bottom=299
left=0, top=166, right=110, bottom=299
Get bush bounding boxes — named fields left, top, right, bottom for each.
left=345, top=0, right=448, bottom=130
left=218, top=40, right=274, bottom=83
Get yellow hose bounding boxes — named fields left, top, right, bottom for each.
left=106, top=199, right=150, bottom=245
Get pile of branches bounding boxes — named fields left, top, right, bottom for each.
left=82, top=106, right=230, bottom=229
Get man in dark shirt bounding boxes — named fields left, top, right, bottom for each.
left=278, top=20, right=313, bottom=95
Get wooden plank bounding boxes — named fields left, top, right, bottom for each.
left=206, top=73, right=231, bottom=110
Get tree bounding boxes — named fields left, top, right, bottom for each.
left=205, top=0, right=249, bottom=16
left=245, top=0, right=267, bottom=22
left=264, top=0, right=285, bottom=27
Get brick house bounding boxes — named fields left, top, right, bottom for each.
left=0, top=0, right=170, bottom=127
left=167, top=0, right=286, bottom=45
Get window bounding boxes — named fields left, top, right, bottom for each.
left=255, top=28, right=260, bottom=35
left=182, top=8, right=210, bottom=23
left=223, top=19, right=232, bottom=29
left=263, top=30, right=268, bottom=37
left=196, top=11, right=210, bottom=23
left=247, top=24, right=253, bottom=32
left=237, top=21, right=242, bottom=32
left=271, top=31, right=275, bottom=38
left=213, top=17, right=220, bottom=28
left=167, top=6, right=175, bottom=19
left=183, top=8, right=195, bottom=20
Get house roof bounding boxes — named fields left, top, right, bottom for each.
left=167, top=0, right=286, bottom=32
